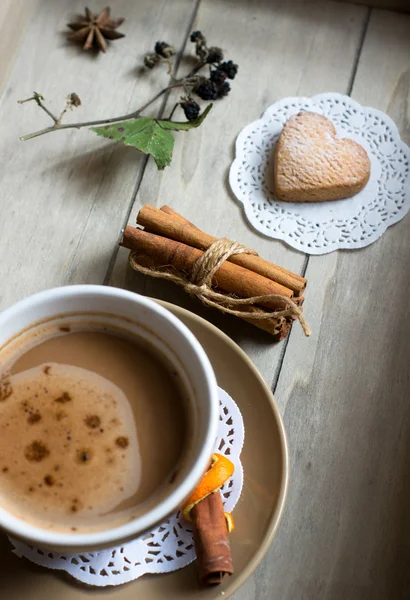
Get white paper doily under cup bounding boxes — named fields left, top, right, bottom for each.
left=9, top=386, right=244, bottom=587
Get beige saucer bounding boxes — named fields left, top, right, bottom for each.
left=0, top=300, right=289, bottom=600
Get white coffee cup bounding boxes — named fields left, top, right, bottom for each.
left=0, top=285, right=219, bottom=551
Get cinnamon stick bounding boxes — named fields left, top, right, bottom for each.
left=191, top=491, right=234, bottom=585
left=155, top=206, right=301, bottom=338
left=239, top=307, right=293, bottom=339
left=125, top=250, right=293, bottom=338
left=121, top=227, right=294, bottom=310
left=137, top=204, right=306, bottom=296
left=133, top=251, right=292, bottom=336
left=160, top=205, right=199, bottom=229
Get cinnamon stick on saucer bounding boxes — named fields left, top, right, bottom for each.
left=191, top=492, right=234, bottom=585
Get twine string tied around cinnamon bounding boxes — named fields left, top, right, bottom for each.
left=129, top=237, right=311, bottom=336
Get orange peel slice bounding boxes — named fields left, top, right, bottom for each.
left=224, top=512, right=235, bottom=533
left=182, top=453, right=235, bottom=522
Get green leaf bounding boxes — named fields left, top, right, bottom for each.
left=90, top=105, right=212, bottom=170
left=91, top=118, right=174, bottom=169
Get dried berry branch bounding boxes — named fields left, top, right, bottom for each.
left=18, top=31, right=238, bottom=169
left=18, top=84, right=183, bottom=141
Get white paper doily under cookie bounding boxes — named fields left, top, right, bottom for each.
left=9, top=386, right=244, bottom=587
left=229, top=93, right=410, bottom=254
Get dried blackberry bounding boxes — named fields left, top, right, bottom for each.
left=195, top=79, right=218, bottom=101
left=210, top=69, right=227, bottom=86
left=217, top=81, right=231, bottom=98
left=181, top=100, right=200, bottom=121
left=217, top=60, right=238, bottom=80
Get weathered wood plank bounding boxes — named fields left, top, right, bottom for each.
left=110, top=0, right=368, bottom=382
left=334, top=0, right=409, bottom=13
left=0, top=0, right=39, bottom=94
left=0, top=0, right=194, bottom=309
left=266, top=10, right=410, bottom=600
left=1, top=2, right=399, bottom=600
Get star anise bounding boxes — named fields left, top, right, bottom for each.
left=67, top=7, right=125, bottom=53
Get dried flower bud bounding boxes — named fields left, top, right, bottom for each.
left=144, top=53, right=161, bottom=69
left=155, top=41, right=176, bottom=58
left=195, top=41, right=208, bottom=62
left=206, top=47, right=223, bottom=64
left=190, top=30, right=206, bottom=43
left=68, top=93, right=81, bottom=108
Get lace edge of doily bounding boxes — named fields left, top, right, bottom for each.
left=229, top=93, right=410, bottom=254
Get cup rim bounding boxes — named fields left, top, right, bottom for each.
left=0, top=285, right=219, bottom=549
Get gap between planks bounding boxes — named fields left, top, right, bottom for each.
left=271, top=7, right=372, bottom=395
left=103, top=0, right=202, bottom=287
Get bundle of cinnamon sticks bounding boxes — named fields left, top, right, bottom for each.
left=121, top=205, right=307, bottom=340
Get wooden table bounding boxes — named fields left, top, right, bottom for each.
left=1, top=1, right=409, bottom=598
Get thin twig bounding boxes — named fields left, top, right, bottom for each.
left=18, top=54, right=207, bottom=142
left=168, top=102, right=179, bottom=120
left=18, top=92, right=59, bottom=124
left=186, top=61, right=206, bottom=78
left=166, top=59, right=178, bottom=81
left=19, top=82, right=184, bottom=141
left=55, top=109, right=66, bottom=126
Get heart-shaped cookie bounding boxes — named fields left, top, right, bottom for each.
left=273, top=111, right=370, bottom=202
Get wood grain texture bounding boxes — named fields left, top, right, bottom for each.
left=334, top=0, right=410, bottom=12
left=109, top=0, right=368, bottom=381
left=1, top=1, right=408, bottom=600
left=0, top=0, right=194, bottom=310
left=261, top=9, right=410, bottom=600
left=0, top=0, right=39, bottom=94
